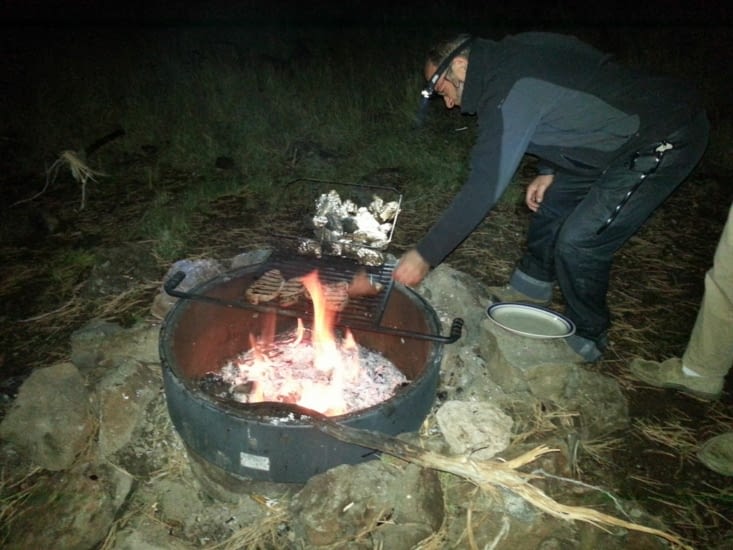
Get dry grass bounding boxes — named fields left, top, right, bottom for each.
left=578, top=436, right=625, bottom=469
left=633, top=416, right=699, bottom=464
left=0, top=467, right=43, bottom=545
left=646, top=486, right=733, bottom=539
left=706, top=405, right=733, bottom=439
left=511, top=400, right=577, bottom=439
left=205, top=503, right=289, bottom=550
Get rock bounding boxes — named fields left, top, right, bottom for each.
left=109, top=527, right=193, bottom=550
left=436, top=400, right=513, bottom=459
left=2, top=461, right=133, bottom=550
left=438, top=344, right=510, bottom=403
left=547, top=367, right=630, bottom=437
left=119, top=473, right=287, bottom=548
left=229, top=249, right=273, bottom=270
left=71, top=320, right=161, bottom=376
left=421, top=265, right=515, bottom=404
left=418, top=264, right=491, bottom=347
left=106, top=322, right=161, bottom=364
left=479, top=317, right=583, bottom=393
left=371, top=523, right=435, bottom=549
left=97, top=358, right=162, bottom=459
left=70, top=319, right=125, bottom=370
left=0, top=362, right=93, bottom=470
left=420, top=263, right=629, bottom=440
left=289, top=460, right=443, bottom=547
left=150, top=258, right=225, bottom=319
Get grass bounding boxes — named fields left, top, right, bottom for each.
left=4, top=26, right=473, bottom=261
left=6, top=25, right=730, bottom=264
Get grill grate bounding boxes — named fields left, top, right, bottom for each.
left=162, top=177, right=463, bottom=343
left=163, top=256, right=463, bottom=343
left=253, top=251, right=395, bottom=327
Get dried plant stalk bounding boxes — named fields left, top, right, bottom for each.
left=11, top=150, right=107, bottom=210
left=308, top=414, right=692, bottom=550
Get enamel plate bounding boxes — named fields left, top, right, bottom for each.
left=486, top=303, right=575, bottom=339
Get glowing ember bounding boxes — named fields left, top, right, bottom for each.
left=215, top=270, right=406, bottom=416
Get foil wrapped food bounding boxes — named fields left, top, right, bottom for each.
left=309, top=189, right=399, bottom=263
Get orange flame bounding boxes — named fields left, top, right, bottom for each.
left=239, top=270, right=361, bottom=416
left=297, top=271, right=360, bottom=414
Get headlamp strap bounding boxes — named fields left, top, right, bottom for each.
left=421, top=36, right=474, bottom=99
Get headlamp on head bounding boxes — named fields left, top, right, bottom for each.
left=415, top=36, right=473, bottom=127
left=420, top=36, right=474, bottom=101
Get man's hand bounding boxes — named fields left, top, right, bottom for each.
left=393, top=249, right=430, bottom=287
left=526, top=174, right=555, bottom=212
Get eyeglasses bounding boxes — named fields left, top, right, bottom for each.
left=434, top=72, right=461, bottom=96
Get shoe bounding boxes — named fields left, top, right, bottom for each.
left=697, top=432, right=733, bottom=476
left=487, top=285, right=551, bottom=306
left=629, top=357, right=724, bottom=401
left=565, top=334, right=605, bottom=362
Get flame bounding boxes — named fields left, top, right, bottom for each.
left=296, top=271, right=360, bottom=414
left=238, top=270, right=361, bottom=416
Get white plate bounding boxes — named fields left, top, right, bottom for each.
left=486, top=303, right=575, bottom=339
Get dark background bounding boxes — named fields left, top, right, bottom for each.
left=2, top=1, right=731, bottom=26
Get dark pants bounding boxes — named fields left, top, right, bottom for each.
left=517, top=112, right=710, bottom=344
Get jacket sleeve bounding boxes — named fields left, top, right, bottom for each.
left=416, top=81, right=546, bottom=266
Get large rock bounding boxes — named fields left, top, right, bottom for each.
left=419, top=266, right=513, bottom=404
left=0, top=362, right=93, bottom=470
left=121, top=475, right=274, bottom=546
left=289, top=459, right=443, bottom=547
left=71, top=320, right=160, bottom=373
left=420, top=265, right=629, bottom=439
left=69, top=319, right=125, bottom=370
left=480, top=318, right=629, bottom=436
left=97, top=358, right=162, bottom=459
left=2, top=461, right=133, bottom=550
left=108, top=528, right=192, bottom=550
left=479, top=317, right=583, bottom=394
left=436, top=400, right=513, bottom=459
left=148, top=251, right=272, bottom=321
left=150, top=258, right=225, bottom=319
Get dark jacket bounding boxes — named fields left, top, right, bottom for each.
left=416, top=32, right=703, bottom=266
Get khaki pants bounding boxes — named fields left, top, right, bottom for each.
left=684, top=201, right=733, bottom=378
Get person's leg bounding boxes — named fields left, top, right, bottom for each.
left=519, top=175, right=594, bottom=282
left=495, top=172, right=592, bottom=304
left=683, top=201, right=733, bottom=378
left=633, top=200, right=733, bottom=399
left=555, top=113, right=710, bottom=355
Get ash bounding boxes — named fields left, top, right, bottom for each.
left=206, top=328, right=407, bottom=415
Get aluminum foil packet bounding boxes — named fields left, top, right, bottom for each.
left=311, top=189, right=400, bottom=254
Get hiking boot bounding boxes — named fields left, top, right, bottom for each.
left=487, top=284, right=551, bottom=306
left=697, top=432, right=733, bottom=476
left=629, top=357, right=724, bottom=401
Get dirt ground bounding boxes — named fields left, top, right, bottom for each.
left=1, top=133, right=732, bottom=547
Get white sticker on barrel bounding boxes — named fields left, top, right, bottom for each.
left=240, top=451, right=270, bottom=471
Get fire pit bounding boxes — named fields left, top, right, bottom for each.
left=159, top=259, right=452, bottom=485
